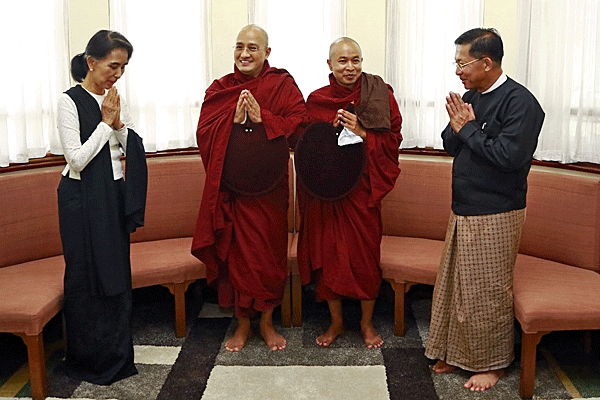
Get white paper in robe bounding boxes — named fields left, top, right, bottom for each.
left=337, top=127, right=363, bottom=146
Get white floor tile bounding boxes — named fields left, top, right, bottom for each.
left=203, top=365, right=390, bottom=400
left=133, top=345, right=181, bottom=365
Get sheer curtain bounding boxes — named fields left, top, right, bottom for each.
left=0, top=0, right=69, bottom=167
left=249, top=0, right=346, bottom=99
left=109, top=0, right=210, bottom=151
left=387, top=0, right=483, bottom=149
left=516, top=0, right=600, bottom=163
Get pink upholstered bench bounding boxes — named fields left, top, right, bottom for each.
left=285, top=155, right=453, bottom=331
left=0, top=165, right=65, bottom=400
left=129, top=155, right=208, bottom=338
left=379, top=156, right=453, bottom=336
left=281, top=156, right=297, bottom=327
left=0, top=154, right=208, bottom=399
left=380, top=157, right=600, bottom=398
left=287, top=194, right=301, bottom=327
left=513, top=167, right=600, bottom=398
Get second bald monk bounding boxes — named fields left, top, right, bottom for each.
left=192, top=25, right=307, bottom=352
left=297, top=38, right=403, bottom=348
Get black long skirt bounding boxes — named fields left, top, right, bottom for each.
left=57, top=175, right=138, bottom=385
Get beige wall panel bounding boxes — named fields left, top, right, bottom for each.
left=210, top=0, right=248, bottom=80
left=68, top=0, right=109, bottom=59
left=483, top=0, right=518, bottom=77
left=347, top=0, right=387, bottom=79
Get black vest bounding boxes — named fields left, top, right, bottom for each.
left=65, top=85, right=147, bottom=296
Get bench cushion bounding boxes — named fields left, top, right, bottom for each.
left=130, top=238, right=206, bottom=289
left=0, top=257, right=64, bottom=335
left=380, top=236, right=444, bottom=285
left=514, top=253, right=600, bottom=334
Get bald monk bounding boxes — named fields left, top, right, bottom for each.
left=191, top=24, right=307, bottom=352
left=296, top=37, right=402, bottom=348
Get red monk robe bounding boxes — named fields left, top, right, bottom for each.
left=192, top=61, right=306, bottom=317
left=298, top=73, right=402, bottom=301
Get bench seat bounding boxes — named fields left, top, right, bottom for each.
left=130, top=237, right=206, bottom=338
left=0, top=257, right=64, bottom=336
left=0, top=256, right=65, bottom=400
left=380, top=236, right=443, bottom=286
left=380, top=236, right=443, bottom=336
left=514, top=254, right=600, bottom=333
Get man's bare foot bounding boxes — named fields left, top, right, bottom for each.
left=432, top=360, right=456, bottom=374
left=225, top=318, right=251, bottom=352
left=316, top=323, right=344, bottom=347
left=361, top=322, right=384, bottom=349
left=260, top=319, right=286, bottom=351
left=464, top=369, right=504, bottom=392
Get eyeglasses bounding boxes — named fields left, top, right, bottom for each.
left=234, top=45, right=263, bottom=53
left=453, top=58, right=483, bottom=71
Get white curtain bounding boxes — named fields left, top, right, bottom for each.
left=516, top=0, right=600, bottom=164
left=109, top=0, right=211, bottom=151
left=249, top=0, right=346, bottom=99
left=0, top=0, right=69, bottom=167
left=387, top=0, right=483, bottom=149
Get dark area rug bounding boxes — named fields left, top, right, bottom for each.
left=1, top=282, right=600, bottom=399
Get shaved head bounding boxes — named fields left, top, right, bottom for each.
left=329, top=37, right=362, bottom=60
left=237, top=24, right=269, bottom=48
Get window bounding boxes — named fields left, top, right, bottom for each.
left=0, top=0, right=69, bottom=167
left=516, top=0, right=600, bottom=163
left=109, top=0, right=210, bottom=151
left=386, top=0, right=483, bottom=149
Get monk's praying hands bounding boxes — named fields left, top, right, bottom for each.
left=445, top=91, right=475, bottom=134
left=233, top=89, right=262, bottom=124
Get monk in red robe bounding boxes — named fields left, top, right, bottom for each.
left=191, top=25, right=306, bottom=352
left=297, top=37, right=402, bottom=348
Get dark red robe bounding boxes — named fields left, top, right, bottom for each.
left=297, top=73, right=402, bottom=301
left=191, top=61, right=307, bottom=317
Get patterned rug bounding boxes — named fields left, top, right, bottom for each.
left=1, top=283, right=600, bottom=400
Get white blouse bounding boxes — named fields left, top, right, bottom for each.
left=57, top=87, right=136, bottom=180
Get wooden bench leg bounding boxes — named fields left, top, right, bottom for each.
left=281, top=273, right=292, bottom=327
left=520, top=331, right=548, bottom=399
left=291, top=273, right=302, bottom=327
left=163, top=280, right=195, bottom=338
left=386, top=280, right=415, bottom=337
left=18, top=333, right=47, bottom=400
left=394, top=282, right=406, bottom=337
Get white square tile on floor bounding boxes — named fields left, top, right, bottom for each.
left=134, top=345, right=181, bottom=365
left=202, top=365, right=390, bottom=400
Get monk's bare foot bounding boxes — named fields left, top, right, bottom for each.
left=259, top=320, right=286, bottom=351
left=432, top=360, right=456, bottom=374
left=464, top=369, right=504, bottom=392
left=316, top=323, right=344, bottom=347
left=361, top=322, right=383, bottom=349
left=225, top=318, right=251, bottom=352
